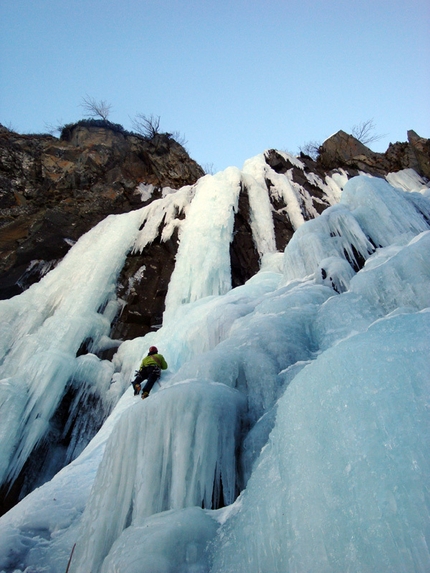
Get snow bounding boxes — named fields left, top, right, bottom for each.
left=135, top=182, right=156, bottom=202
left=0, top=163, right=429, bottom=573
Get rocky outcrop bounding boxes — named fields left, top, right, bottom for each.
left=318, top=129, right=430, bottom=178
left=0, top=122, right=204, bottom=298
left=111, top=234, right=179, bottom=341
left=406, top=130, right=430, bottom=178
left=318, top=130, right=384, bottom=174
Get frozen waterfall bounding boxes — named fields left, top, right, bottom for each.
left=0, top=164, right=429, bottom=573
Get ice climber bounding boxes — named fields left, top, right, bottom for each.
left=132, top=346, right=168, bottom=399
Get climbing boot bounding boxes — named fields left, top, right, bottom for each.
left=141, top=391, right=149, bottom=400
left=134, top=383, right=141, bottom=396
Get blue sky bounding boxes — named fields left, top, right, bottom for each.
left=1, top=0, right=429, bottom=172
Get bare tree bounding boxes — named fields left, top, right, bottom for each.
left=203, top=162, right=215, bottom=175
left=351, top=119, right=384, bottom=146
left=44, top=119, right=64, bottom=136
left=1, top=121, right=16, bottom=133
left=131, top=113, right=161, bottom=138
left=170, top=130, right=188, bottom=148
left=298, top=140, right=321, bottom=160
left=80, top=95, right=112, bottom=121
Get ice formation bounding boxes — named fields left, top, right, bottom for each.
left=71, top=381, right=245, bottom=572
left=0, top=155, right=429, bottom=573
left=0, top=210, right=143, bottom=489
left=211, top=310, right=430, bottom=573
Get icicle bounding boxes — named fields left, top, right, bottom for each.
left=341, top=175, right=429, bottom=247
left=163, top=169, right=242, bottom=323
left=0, top=210, right=142, bottom=488
left=70, top=380, right=246, bottom=572
left=282, top=203, right=374, bottom=282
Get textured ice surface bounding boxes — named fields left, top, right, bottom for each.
left=0, top=210, right=142, bottom=487
left=101, top=507, right=218, bottom=573
left=211, top=311, right=430, bottom=573
left=70, top=381, right=245, bottom=572
left=0, top=172, right=429, bottom=573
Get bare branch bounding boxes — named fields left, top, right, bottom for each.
left=170, top=130, right=188, bottom=148
left=298, top=140, right=321, bottom=160
left=131, top=113, right=161, bottom=138
left=80, top=95, right=112, bottom=121
left=202, top=163, right=215, bottom=175
left=1, top=121, right=16, bottom=133
left=351, top=119, right=385, bottom=146
left=44, top=120, right=63, bottom=136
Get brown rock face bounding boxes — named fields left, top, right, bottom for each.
left=318, top=130, right=390, bottom=176
left=318, top=129, right=430, bottom=178
left=111, top=235, right=179, bottom=341
left=0, top=122, right=204, bottom=298
left=407, top=130, right=430, bottom=178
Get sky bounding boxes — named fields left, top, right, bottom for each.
left=1, top=0, right=429, bottom=173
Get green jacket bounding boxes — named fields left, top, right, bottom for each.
left=140, top=353, right=168, bottom=370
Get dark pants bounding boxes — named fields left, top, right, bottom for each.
left=132, top=365, right=161, bottom=395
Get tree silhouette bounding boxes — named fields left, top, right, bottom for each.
left=80, top=95, right=112, bottom=121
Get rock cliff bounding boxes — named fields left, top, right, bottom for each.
left=318, top=129, right=430, bottom=178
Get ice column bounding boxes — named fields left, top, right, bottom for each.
left=163, top=169, right=242, bottom=322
